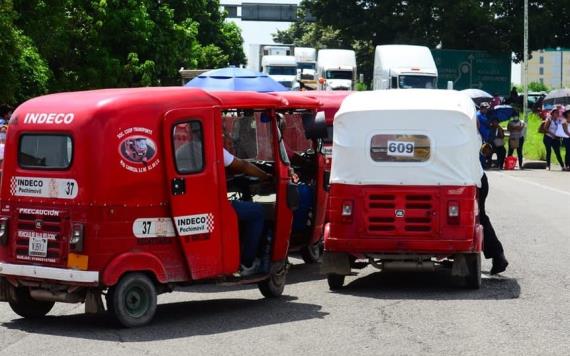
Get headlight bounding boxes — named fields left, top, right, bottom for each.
left=0, top=217, right=8, bottom=245
left=70, top=223, right=84, bottom=252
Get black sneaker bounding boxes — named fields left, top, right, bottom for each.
left=490, top=254, right=509, bottom=275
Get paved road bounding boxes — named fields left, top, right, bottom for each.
left=1, top=170, right=569, bottom=355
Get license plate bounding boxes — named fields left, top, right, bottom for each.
left=29, top=237, right=48, bottom=257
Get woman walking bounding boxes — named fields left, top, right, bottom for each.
left=541, top=109, right=565, bottom=170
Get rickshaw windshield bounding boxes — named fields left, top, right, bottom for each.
left=222, top=110, right=274, bottom=161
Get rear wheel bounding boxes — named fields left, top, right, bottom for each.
left=464, top=253, right=481, bottom=289
left=327, top=274, right=345, bottom=290
left=8, top=288, right=54, bottom=319
left=110, top=273, right=157, bottom=328
left=258, top=262, right=287, bottom=298
left=300, top=240, right=323, bottom=264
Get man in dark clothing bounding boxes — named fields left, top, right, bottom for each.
left=478, top=173, right=509, bottom=274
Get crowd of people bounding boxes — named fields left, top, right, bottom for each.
left=539, top=106, right=570, bottom=171
left=477, top=102, right=527, bottom=170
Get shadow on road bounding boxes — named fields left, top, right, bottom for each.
left=337, top=270, right=521, bottom=300
left=1, top=296, right=328, bottom=341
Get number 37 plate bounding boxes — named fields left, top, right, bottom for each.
left=387, top=141, right=415, bottom=157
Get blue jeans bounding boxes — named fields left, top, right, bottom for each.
left=231, top=200, right=264, bottom=267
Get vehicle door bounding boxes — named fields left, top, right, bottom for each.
left=163, top=108, right=222, bottom=280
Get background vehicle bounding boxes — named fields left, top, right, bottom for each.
left=247, top=44, right=295, bottom=73
left=275, top=91, right=350, bottom=263
left=317, top=49, right=357, bottom=91
left=373, top=45, right=438, bottom=90
left=295, top=47, right=317, bottom=89
left=0, top=88, right=307, bottom=327
left=321, top=89, right=483, bottom=290
left=262, top=55, right=297, bottom=89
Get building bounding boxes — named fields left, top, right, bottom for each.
left=525, top=48, right=570, bottom=88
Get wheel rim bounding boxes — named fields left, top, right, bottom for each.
left=124, top=285, right=149, bottom=318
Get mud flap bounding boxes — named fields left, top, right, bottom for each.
left=451, top=254, right=469, bottom=277
left=0, top=278, right=15, bottom=302
left=321, top=252, right=351, bottom=275
left=85, top=289, right=105, bottom=314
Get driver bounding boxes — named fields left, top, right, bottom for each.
left=224, top=148, right=272, bottom=276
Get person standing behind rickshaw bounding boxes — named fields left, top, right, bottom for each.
left=490, top=118, right=506, bottom=169
left=561, top=107, right=570, bottom=171
left=541, top=108, right=565, bottom=170
left=507, top=111, right=526, bottom=169
left=477, top=102, right=493, bottom=168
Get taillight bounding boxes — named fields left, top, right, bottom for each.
left=0, top=217, right=8, bottom=245
left=341, top=200, right=353, bottom=223
left=70, top=223, right=84, bottom=252
left=448, top=201, right=460, bottom=225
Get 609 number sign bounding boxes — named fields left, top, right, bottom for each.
left=387, top=141, right=415, bottom=157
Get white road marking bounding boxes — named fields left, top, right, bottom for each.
left=495, top=172, right=570, bottom=197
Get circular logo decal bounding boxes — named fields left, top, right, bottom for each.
left=119, top=136, right=157, bottom=164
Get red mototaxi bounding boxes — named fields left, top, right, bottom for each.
left=321, top=89, right=484, bottom=289
left=0, top=87, right=320, bottom=327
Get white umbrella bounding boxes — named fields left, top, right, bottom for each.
left=543, top=88, right=570, bottom=106
left=460, top=88, right=492, bottom=106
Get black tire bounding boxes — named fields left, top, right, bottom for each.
left=464, top=253, right=482, bottom=289
left=327, top=274, right=345, bottom=290
left=109, top=273, right=157, bottom=328
left=300, top=240, right=323, bottom=264
left=258, top=263, right=287, bottom=298
left=8, top=288, right=54, bottom=319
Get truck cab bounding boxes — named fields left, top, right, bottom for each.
left=373, top=45, right=438, bottom=90
left=0, top=88, right=306, bottom=327
left=317, top=49, right=357, bottom=91
left=262, top=55, right=298, bottom=89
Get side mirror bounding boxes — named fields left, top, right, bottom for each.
left=302, top=111, right=328, bottom=140
left=287, top=182, right=299, bottom=211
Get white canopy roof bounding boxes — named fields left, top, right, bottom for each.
left=332, top=89, right=483, bottom=187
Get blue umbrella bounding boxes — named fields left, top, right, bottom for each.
left=185, top=67, right=288, bottom=92
left=489, top=104, right=516, bottom=122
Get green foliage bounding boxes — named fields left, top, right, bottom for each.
left=2, top=0, right=245, bottom=105
left=523, top=113, right=547, bottom=160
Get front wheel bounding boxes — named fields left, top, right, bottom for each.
left=464, top=253, right=481, bottom=289
left=300, top=240, right=323, bottom=264
left=8, top=288, right=55, bottom=319
left=258, top=262, right=287, bottom=298
left=109, top=273, right=157, bottom=328
left=327, top=274, right=345, bottom=290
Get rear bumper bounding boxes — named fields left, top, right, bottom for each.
left=324, top=237, right=480, bottom=254
left=0, top=263, right=99, bottom=285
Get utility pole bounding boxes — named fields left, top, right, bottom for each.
left=523, top=0, right=528, bottom=121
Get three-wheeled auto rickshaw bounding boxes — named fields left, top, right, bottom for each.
left=0, top=87, right=310, bottom=327
left=321, top=89, right=484, bottom=289
left=273, top=91, right=350, bottom=263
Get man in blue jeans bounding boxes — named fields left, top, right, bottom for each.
left=224, top=148, right=272, bottom=276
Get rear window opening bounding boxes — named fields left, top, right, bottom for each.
left=19, top=134, right=73, bottom=169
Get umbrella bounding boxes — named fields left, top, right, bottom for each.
left=185, top=67, right=288, bottom=92
left=488, top=104, right=516, bottom=122
left=461, top=88, right=492, bottom=106
left=543, top=88, right=570, bottom=107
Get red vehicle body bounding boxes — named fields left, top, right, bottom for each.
left=274, top=91, right=350, bottom=263
left=0, top=87, right=318, bottom=327
left=321, top=90, right=484, bottom=290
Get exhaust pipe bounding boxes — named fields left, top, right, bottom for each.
left=30, top=289, right=84, bottom=303
left=376, top=260, right=435, bottom=272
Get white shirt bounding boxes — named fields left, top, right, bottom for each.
left=223, top=148, right=235, bottom=167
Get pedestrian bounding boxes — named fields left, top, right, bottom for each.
left=490, top=118, right=506, bottom=169
left=507, top=111, right=526, bottom=169
left=561, top=106, right=570, bottom=171
left=490, top=93, right=502, bottom=108
left=540, top=108, right=565, bottom=170
left=477, top=102, right=493, bottom=169
left=478, top=172, right=509, bottom=274
left=0, top=105, right=13, bottom=125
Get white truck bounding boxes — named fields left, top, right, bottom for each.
left=316, top=49, right=357, bottom=91
left=372, top=45, right=438, bottom=90
left=247, top=44, right=294, bottom=73
left=295, top=47, right=317, bottom=81
left=261, top=55, right=297, bottom=89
